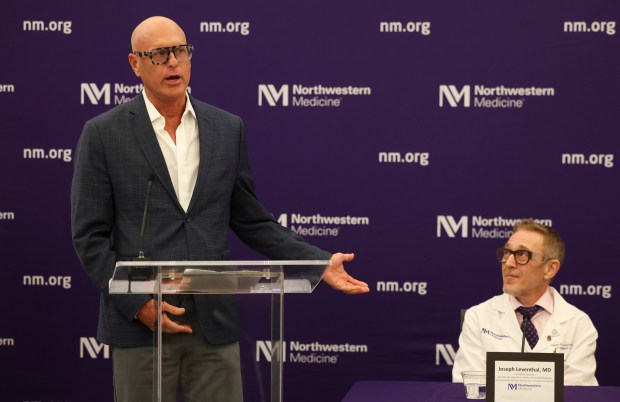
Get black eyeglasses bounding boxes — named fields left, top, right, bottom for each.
left=496, top=248, right=549, bottom=265
left=133, top=44, right=194, bottom=65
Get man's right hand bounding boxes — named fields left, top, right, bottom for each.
left=136, top=299, right=193, bottom=334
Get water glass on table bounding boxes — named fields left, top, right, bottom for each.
left=461, top=371, right=486, bottom=400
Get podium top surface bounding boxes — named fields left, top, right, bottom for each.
left=109, top=260, right=330, bottom=295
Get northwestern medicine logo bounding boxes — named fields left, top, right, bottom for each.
left=439, top=84, right=555, bottom=109
left=80, top=337, right=110, bottom=359
left=82, top=83, right=192, bottom=105
left=256, top=340, right=368, bottom=364
left=436, top=215, right=553, bottom=239
left=435, top=344, right=457, bottom=366
left=258, top=83, right=371, bottom=108
left=81, top=83, right=144, bottom=105
left=278, top=212, right=370, bottom=237
left=259, top=84, right=289, bottom=106
left=439, top=85, right=471, bottom=107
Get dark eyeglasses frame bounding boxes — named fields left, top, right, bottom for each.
left=496, top=248, right=550, bottom=265
left=133, top=44, right=194, bottom=65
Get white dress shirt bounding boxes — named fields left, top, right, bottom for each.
left=143, top=91, right=199, bottom=212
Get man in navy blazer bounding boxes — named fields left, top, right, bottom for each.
left=71, top=16, right=368, bottom=402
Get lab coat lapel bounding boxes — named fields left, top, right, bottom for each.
left=535, top=288, right=572, bottom=352
left=494, top=293, right=529, bottom=348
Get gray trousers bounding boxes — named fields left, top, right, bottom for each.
left=113, top=297, right=243, bottom=402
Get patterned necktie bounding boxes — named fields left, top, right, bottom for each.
left=517, top=305, right=541, bottom=349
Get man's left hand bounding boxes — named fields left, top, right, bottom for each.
left=322, top=252, right=370, bottom=294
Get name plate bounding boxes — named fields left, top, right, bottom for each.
left=486, top=352, right=564, bottom=402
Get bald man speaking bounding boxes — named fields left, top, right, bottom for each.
left=71, top=16, right=368, bottom=402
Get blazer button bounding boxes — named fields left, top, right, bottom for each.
left=185, top=217, right=191, bottom=223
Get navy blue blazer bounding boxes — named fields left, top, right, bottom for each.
left=71, top=93, right=330, bottom=347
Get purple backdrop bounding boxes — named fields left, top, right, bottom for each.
left=1, top=1, right=618, bottom=401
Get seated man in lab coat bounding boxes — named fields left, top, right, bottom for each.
left=452, top=219, right=598, bottom=385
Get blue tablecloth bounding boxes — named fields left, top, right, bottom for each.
left=341, top=381, right=620, bottom=402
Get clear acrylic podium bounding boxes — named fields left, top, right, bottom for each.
left=109, top=260, right=329, bottom=402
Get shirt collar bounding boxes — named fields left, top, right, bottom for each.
left=509, top=288, right=554, bottom=314
left=142, top=90, right=196, bottom=124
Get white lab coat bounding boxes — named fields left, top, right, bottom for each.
left=452, top=287, right=598, bottom=386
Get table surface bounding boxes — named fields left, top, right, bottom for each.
left=341, top=380, right=620, bottom=402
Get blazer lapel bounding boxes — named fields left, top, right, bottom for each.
left=494, top=294, right=527, bottom=346
left=186, top=97, right=214, bottom=214
left=129, top=94, right=183, bottom=213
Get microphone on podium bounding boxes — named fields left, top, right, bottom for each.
left=129, top=174, right=155, bottom=286
left=137, top=173, right=155, bottom=260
